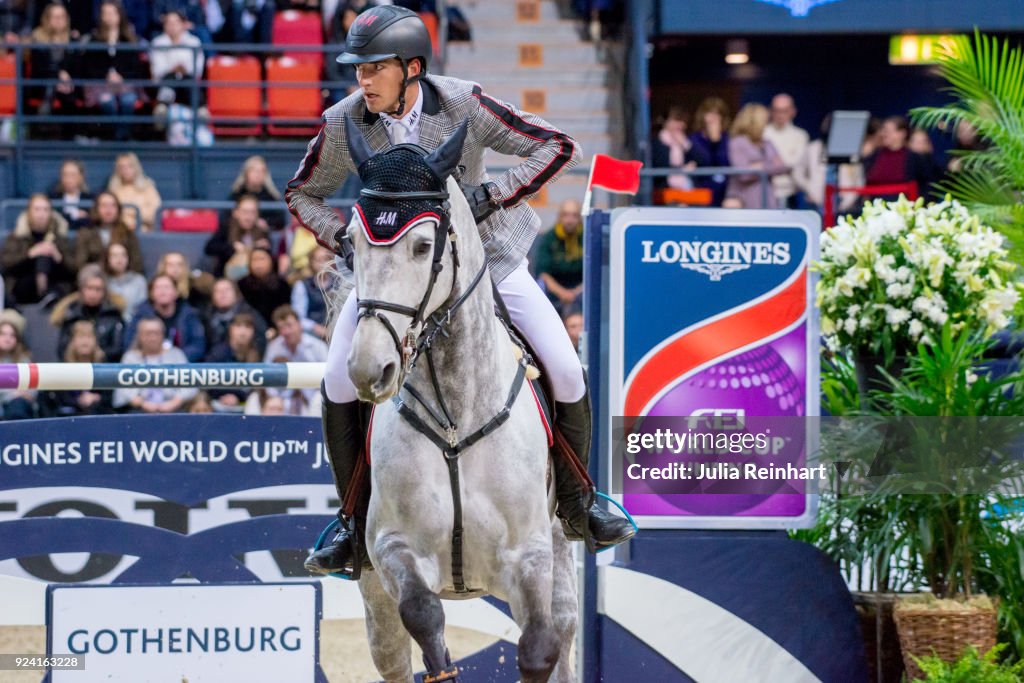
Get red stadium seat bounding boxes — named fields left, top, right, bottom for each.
left=272, top=10, right=324, bottom=70
left=0, top=53, right=16, bottom=116
left=205, top=55, right=263, bottom=136
left=160, top=208, right=219, bottom=233
left=266, top=56, right=322, bottom=137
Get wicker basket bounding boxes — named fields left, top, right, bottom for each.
left=893, top=595, right=998, bottom=681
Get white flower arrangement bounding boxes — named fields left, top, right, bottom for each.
left=814, top=196, right=1021, bottom=357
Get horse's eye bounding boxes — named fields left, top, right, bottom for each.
left=414, top=241, right=432, bottom=258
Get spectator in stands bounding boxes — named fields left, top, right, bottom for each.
left=0, top=310, right=36, bottom=420
left=795, top=114, right=830, bottom=213
left=156, top=250, right=213, bottom=310
left=151, top=0, right=221, bottom=45
left=203, top=277, right=267, bottom=353
left=74, top=191, right=144, bottom=273
left=245, top=388, right=286, bottom=415
left=563, top=310, right=583, bottom=353
left=263, top=304, right=326, bottom=416
left=689, top=97, right=732, bottom=207
left=946, top=119, right=989, bottom=173
left=860, top=116, right=883, bottom=159
left=205, top=194, right=271, bottom=278
left=725, top=103, right=788, bottom=209
left=534, top=199, right=584, bottom=316
left=125, top=274, right=207, bottom=362
left=284, top=214, right=321, bottom=274
left=114, top=316, right=197, bottom=413
left=27, top=3, right=79, bottom=122
left=204, top=311, right=262, bottom=411
left=106, top=153, right=162, bottom=232
left=238, top=246, right=291, bottom=326
left=290, top=246, right=334, bottom=339
left=651, top=106, right=696, bottom=193
left=77, top=0, right=148, bottom=141
left=150, top=9, right=205, bottom=124
left=863, top=115, right=935, bottom=199
left=0, top=0, right=29, bottom=40
left=229, top=156, right=286, bottom=231
left=229, top=0, right=275, bottom=44
left=103, top=242, right=147, bottom=318
left=908, top=127, right=945, bottom=199
left=763, top=93, right=809, bottom=209
left=47, top=159, right=93, bottom=231
left=51, top=264, right=126, bottom=362
left=185, top=392, right=215, bottom=412
left=40, top=320, right=115, bottom=416
left=1, top=193, right=75, bottom=305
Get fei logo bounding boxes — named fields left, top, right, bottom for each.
left=640, top=239, right=791, bottom=281
left=687, top=408, right=746, bottom=430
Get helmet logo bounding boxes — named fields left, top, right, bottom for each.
left=356, top=14, right=379, bottom=28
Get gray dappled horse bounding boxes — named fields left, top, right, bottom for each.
left=342, top=119, right=577, bottom=683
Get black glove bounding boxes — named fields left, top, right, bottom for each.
left=332, top=227, right=355, bottom=272
left=461, top=182, right=502, bottom=225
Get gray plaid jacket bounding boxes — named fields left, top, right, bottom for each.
left=285, top=74, right=581, bottom=283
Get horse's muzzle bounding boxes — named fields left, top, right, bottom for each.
left=349, top=357, right=400, bottom=403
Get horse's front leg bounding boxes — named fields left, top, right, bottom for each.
left=373, top=534, right=457, bottom=681
left=501, top=534, right=561, bottom=683
left=359, top=570, right=414, bottom=683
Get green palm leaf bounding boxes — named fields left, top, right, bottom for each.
left=911, top=31, right=1024, bottom=270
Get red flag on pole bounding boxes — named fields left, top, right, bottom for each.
left=582, top=154, right=643, bottom=216
left=589, top=154, right=643, bottom=194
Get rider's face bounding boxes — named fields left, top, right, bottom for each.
left=356, top=58, right=420, bottom=114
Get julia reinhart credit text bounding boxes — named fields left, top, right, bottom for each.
left=626, top=462, right=829, bottom=481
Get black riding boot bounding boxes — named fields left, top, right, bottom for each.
left=304, top=384, right=372, bottom=577
left=553, top=384, right=636, bottom=553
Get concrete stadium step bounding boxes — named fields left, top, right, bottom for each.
left=462, top=20, right=585, bottom=42
left=452, top=67, right=609, bottom=88
left=445, top=43, right=599, bottom=68
left=542, top=113, right=622, bottom=134
left=484, top=132, right=616, bottom=166
left=476, top=86, right=615, bottom=116
left=458, top=0, right=563, bottom=22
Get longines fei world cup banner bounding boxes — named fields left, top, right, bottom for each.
left=608, top=208, right=820, bottom=529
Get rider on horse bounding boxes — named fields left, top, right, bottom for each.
left=286, top=5, right=635, bottom=576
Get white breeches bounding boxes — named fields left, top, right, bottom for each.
left=323, top=260, right=586, bottom=404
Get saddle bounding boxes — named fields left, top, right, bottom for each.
left=489, top=283, right=593, bottom=491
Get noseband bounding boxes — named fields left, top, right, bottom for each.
left=355, top=186, right=487, bottom=373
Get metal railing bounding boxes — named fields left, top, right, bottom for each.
left=640, top=166, right=773, bottom=207
left=1, top=41, right=353, bottom=201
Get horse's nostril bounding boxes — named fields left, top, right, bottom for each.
left=377, top=361, right=397, bottom=392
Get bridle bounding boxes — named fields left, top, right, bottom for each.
left=346, top=119, right=526, bottom=595
left=354, top=184, right=488, bottom=375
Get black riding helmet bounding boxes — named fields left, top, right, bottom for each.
left=338, top=6, right=432, bottom=118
